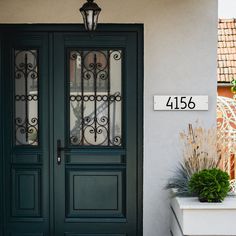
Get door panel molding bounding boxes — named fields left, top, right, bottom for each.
left=64, top=234, right=126, bottom=236
left=65, top=169, right=125, bottom=220
left=11, top=168, right=42, bottom=218
left=65, top=234, right=126, bottom=236
left=10, top=234, right=44, bottom=236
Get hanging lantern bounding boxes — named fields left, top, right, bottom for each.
left=80, top=0, right=101, bottom=31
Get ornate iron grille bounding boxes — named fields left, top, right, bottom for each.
left=14, top=50, right=39, bottom=145
left=69, top=49, right=122, bottom=146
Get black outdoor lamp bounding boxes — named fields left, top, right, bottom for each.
left=80, top=0, right=101, bottom=31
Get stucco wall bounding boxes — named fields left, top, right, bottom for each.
left=0, top=0, right=218, bottom=235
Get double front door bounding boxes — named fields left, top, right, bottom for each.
left=0, top=26, right=143, bottom=236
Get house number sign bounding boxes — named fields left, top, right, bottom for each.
left=154, top=95, right=208, bottom=111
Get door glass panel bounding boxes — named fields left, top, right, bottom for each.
left=14, top=50, right=39, bottom=145
left=69, top=50, right=122, bottom=146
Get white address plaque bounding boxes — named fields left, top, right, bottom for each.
left=154, top=95, right=208, bottom=111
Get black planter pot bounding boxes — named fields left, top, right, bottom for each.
left=199, top=197, right=222, bottom=203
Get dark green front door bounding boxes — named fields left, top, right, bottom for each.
left=0, top=25, right=143, bottom=236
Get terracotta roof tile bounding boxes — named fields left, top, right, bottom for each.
left=218, top=19, right=236, bottom=83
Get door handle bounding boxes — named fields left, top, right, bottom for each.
left=57, top=139, right=66, bottom=165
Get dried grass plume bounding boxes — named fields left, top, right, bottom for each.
left=166, top=122, right=230, bottom=196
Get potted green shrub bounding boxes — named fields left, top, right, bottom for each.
left=189, top=168, right=230, bottom=202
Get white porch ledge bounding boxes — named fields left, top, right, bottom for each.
left=170, top=195, right=236, bottom=236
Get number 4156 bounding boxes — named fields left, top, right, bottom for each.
left=166, top=96, right=196, bottom=110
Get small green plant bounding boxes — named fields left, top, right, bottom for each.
left=189, top=168, right=230, bottom=202
left=231, top=79, right=236, bottom=94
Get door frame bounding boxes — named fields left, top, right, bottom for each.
left=0, top=24, right=144, bottom=236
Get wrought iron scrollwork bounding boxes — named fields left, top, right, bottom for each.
left=14, top=50, right=39, bottom=145
left=15, top=117, right=38, bottom=145
left=69, top=49, right=122, bottom=146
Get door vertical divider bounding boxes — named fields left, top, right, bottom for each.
left=137, top=26, right=144, bottom=236
left=2, top=34, right=11, bottom=236
left=0, top=33, right=3, bottom=236
left=49, top=32, right=55, bottom=236
left=53, top=33, right=66, bottom=235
